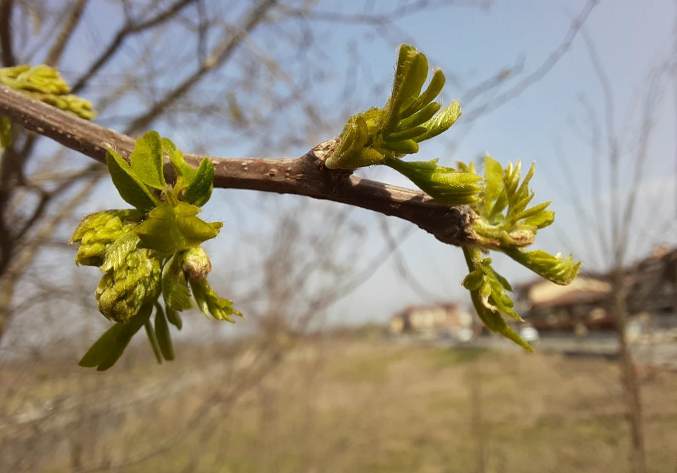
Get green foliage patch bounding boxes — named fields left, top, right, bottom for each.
left=70, top=132, right=242, bottom=370
left=327, top=45, right=581, bottom=350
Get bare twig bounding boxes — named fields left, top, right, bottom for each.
left=0, top=0, right=16, bottom=67
left=44, top=0, right=90, bottom=67
left=71, top=0, right=198, bottom=93
left=125, top=0, right=278, bottom=133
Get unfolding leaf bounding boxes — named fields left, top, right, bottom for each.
left=385, top=158, right=483, bottom=205
left=385, top=45, right=428, bottom=131
left=394, top=102, right=441, bottom=132
left=503, top=248, right=580, bottom=285
left=462, top=270, right=484, bottom=291
left=106, top=148, right=157, bottom=212
left=413, top=100, right=461, bottom=142
left=161, top=254, right=192, bottom=311
left=162, top=137, right=197, bottom=185
left=402, top=69, right=446, bottom=117
left=154, top=305, right=174, bottom=361
left=130, top=131, right=165, bottom=189
left=520, top=210, right=555, bottom=229
left=183, top=158, right=214, bottom=207
left=145, top=319, right=162, bottom=364
left=190, top=278, right=242, bottom=322
left=101, top=231, right=140, bottom=272
left=165, top=306, right=183, bottom=330
left=483, top=155, right=504, bottom=215
left=78, top=303, right=153, bottom=370
left=381, top=139, right=419, bottom=154
left=136, top=202, right=221, bottom=254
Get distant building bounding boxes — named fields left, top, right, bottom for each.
left=515, top=277, right=613, bottom=332
left=516, top=246, right=677, bottom=333
left=390, top=303, right=475, bottom=340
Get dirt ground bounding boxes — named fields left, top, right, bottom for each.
left=1, top=337, right=676, bottom=472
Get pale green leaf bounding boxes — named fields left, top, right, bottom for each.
left=401, top=69, right=445, bottom=117
left=381, top=139, right=419, bottom=154
left=161, top=254, right=192, bottom=311
left=130, top=131, right=165, bottom=189
left=154, top=305, right=174, bottom=361
left=385, top=158, right=483, bottom=205
left=144, top=319, right=162, bottom=364
left=101, top=231, right=140, bottom=272
left=165, top=306, right=183, bottom=330
left=394, top=102, right=441, bottom=132
left=503, top=248, right=581, bottom=285
left=183, top=158, right=214, bottom=207
left=106, top=148, right=158, bottom=212
left=413, top=100, right=461, bottom=142
left=136, top=203, right=221, bottom=254
left=162, top=137, right=197, bottom=185
left=483, top=155, right=504, bottom=215
left=78, top=303, right=152, bottom=370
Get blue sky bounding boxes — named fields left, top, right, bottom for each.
left=25, top=0, right=677, bottom=333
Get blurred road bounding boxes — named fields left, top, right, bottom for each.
left=467, top=333, right=677, bottom=369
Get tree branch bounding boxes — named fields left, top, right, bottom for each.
left=0, top=85, right=478, bottom=246
left=0, top=0, right=16, bottom=67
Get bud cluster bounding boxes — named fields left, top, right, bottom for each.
left=0, top=64, right=96, bottom=120
left=71, top=132, right=242, bottom=369
left=96, top=247, right=161, bottom=323
left=70, top=210, right=142, bottom=267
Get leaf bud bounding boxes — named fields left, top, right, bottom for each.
left=181, top=246, right=212, bottom=281
left=96, top=248, right=161, bottom=323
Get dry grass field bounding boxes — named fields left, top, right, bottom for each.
left=1, top=335, right=677, bottom=472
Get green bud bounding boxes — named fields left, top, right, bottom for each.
left=70, top=210, right=142, bottom=267
left=39, top=94, right=96, bottom=120
left=0, top=65, right=96, bottom=120
left=385, top=157, right=484, bottom=206
left=0, top=64, right=70, bottom=94
left=95, top=248, right=161, bottom=323
left=181, top=246, right=212, bottom=281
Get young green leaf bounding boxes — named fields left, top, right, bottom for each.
left=136, top=202, right=221, bottom=254
left=482, top=155, right=505, bottom=215
left=413, top=100, right=461, bottom=142
left=106, top=148, right=158, bottom=212
left=401, top=68, right=446, bottom=117
left=165, top=306, right=183, bottom=330
left=385, top=158, right=484, bottom=205
left=381, top=139, right=419, bottom=154
left=154, top=304, right=175, bottom=361
left=183, top=157, right=214, bottom=207
left=385, top=45, right=427, bottom=131
left=190, top=278, right=242, bottom=322
left=394, top=102, right=441, bottom=132
left=145, top=319, right=163, bottom=364
left=130, top=131, right=165, bottom=189
left=162, top=137, right=197, bottom=185
left=502, top=248, right=581, bottom=285
left=100, top=231, right=140, bottom=272
left=161, top=254, right=192, bottom=311
left=78, top=303, right=153, bottom=371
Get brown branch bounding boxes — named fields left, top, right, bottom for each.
left=0, top=85, right=478, bottom=247
left=0, top=0, right=16, bottom=67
